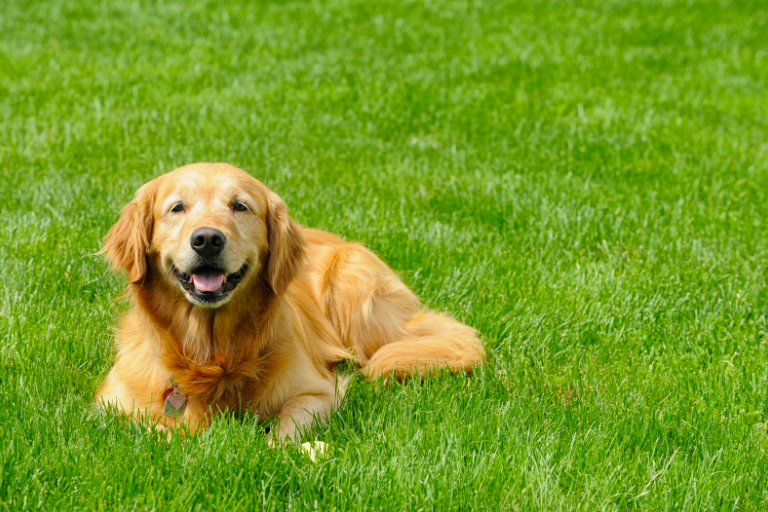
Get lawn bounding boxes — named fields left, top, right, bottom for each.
left=1, top=0, right=767, bottom=509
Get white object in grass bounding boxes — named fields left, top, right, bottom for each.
left=300, top=441, right=330, bottom=463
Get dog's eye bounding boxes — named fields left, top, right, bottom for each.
left=170, top=202, right=185, bottom=213
left=233, top=201, right=249, bottom=212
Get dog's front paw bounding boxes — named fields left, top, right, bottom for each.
left=146, top=422, right=173, bottom=443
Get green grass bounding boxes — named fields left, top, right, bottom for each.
left=1, top=0, right=767, bottom=509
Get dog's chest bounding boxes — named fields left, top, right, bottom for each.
left=168, top=347, right=265, bottom=407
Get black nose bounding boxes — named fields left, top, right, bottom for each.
left=190, top=228, right=226, bottom=257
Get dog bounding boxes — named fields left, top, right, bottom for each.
left=95, top=163, right=485, bottom=441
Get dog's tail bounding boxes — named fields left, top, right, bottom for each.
left=318, top=242, right=485, bottom=381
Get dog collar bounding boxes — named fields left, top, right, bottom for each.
left=162, top=384, right=187, bottom=418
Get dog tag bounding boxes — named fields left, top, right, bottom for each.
left=162, top=387, right=187, bottom=417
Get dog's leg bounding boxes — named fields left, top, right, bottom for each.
left=317, top=243, right=485, bottom=380
left=271, top=393, right=336, bottom=443
left=363, top=311, right=485, bottom=380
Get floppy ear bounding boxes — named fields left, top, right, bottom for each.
left=266, top=191, right=306, bottom=295
left=100, top=182, right=156, bottom=285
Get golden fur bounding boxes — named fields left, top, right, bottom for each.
left=95, top=163, right=485, bottom=440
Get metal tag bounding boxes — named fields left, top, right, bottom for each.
left=162, top=387, right=187, bottom=418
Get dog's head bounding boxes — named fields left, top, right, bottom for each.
left=101, top=163, right=305, bottom=307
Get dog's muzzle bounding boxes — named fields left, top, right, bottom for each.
left=173, top=264, right=248, bottom=304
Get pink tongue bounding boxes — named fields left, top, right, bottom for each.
left=191, top=271, right=225, bottom=292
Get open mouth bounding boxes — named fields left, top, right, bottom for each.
left=173, top=264, right=248, bottom=304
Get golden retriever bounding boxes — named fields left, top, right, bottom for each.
left=95, top=163, right=485, bottom=441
